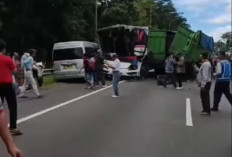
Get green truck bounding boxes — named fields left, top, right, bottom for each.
left=97, top=25, right=214, bottom=78
left=143, top=26, right=214, bottom=77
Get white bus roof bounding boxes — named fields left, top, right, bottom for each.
left=53, top=41, right=98, bottom=50
left=98, top=24, right=149, bottom=32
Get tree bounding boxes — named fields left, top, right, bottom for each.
left=98, top=0, right=136, bottom=27
left=132, top=0, right=189, bottom=30
left=215, top=41, right=227, bottom=52
left=221, top=32, right=232, bottom=51
left=134, top=0, right=158, bottom=27
left=0, top=0, right=190, bottom=63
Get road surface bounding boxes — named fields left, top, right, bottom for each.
left=0, top=79, right=231, bottom=157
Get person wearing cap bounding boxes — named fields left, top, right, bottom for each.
left=0, top=39, right=23, bottom=135
left=197, top=53, right=212, bottom=115
left=212, top=51, right=232, bottom=111
left=19, top=50, right=41, bottom=98
left=107, top=53, right=121, bottom=97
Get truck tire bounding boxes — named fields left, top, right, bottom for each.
left=140, top=63, right=150, bottom=78
left=154, top=62, right=165, bottom=75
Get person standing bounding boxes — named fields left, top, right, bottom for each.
left=212, top=51, right=232, bottom=111
left=87, top=55, right=96, bottom=89
left=197, top=53, right=212, bottom=115
left=0, top=101, right=22, bottom=157
left=176, top=53, right=186, bottom=89
left=95, top=51, right=106, bottom=88
left=12, top=52, right=20, bottom=95
left=164, top=53, right=176, bottom=88
left=83, top=54, right=91, bottom=89
left=0, top=39, right=23, bottom=135
left=108, top=54, right=121, bottom=97
left=19, top=51, right=41, bottom=98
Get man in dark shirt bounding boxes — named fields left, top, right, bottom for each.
left=95, top=51, right=106, bottom=88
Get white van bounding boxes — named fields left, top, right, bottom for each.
left=52, top=41, right=98, bottom=80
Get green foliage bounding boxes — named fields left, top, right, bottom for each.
left=221, top=32, right=232, bottom=51
left=0, top=0, right=189, bottom=63
left=215, top=41, right=227, bottom=52
left=215, top=32, right=232, bottom=52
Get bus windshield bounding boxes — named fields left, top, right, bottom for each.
left=98, top=26, right=148, bottom=59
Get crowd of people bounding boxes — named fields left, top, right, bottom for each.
left=83, top=51, right=121, bottom=97
left=164, top=53, right=186, bottom=89
left=163, top=51, right=232, bottom=115
left=0, top=36, right=231, bottom=156
left=83, top=50, right=107, bottom=90
left=0, top=38, right=122, bottom=157
left=0, top=39, right=46, bottom=156
left=197, top=51, right=232, bottom=115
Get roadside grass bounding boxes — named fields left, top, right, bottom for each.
left=43, top=75, right=56, bottom=87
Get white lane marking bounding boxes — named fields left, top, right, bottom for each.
left=186, top=98, right=193, bottom=127
left=17, top=81, right=125, bottom=124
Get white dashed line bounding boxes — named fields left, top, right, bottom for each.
left=186, top=98, right=193, bottom=127
left=17, top=81, right=125, bottom=124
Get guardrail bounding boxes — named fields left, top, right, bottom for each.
left=43, top=68, right=54, bottom=76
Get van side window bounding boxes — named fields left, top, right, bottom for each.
left=53, top=48, right=83, bottom=61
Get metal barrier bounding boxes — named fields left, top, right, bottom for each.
left=43, top=68, right=54, bottom=76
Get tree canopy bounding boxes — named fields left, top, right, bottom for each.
left=215, top=31, right=232, bottom=52
left=0, top=0, right=189, bottom=62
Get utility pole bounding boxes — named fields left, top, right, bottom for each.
left=95, top=0, right=98, bottom=42
left=150, top=4, right=152, bottom=27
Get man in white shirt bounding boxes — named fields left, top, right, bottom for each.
left=108, top=54, right=121, bottom=97
left=197, top=53, right=212, bottom=115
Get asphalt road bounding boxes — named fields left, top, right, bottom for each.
left=0, top=79, right=231, bottom=157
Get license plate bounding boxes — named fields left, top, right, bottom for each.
left=63, top=65, right=74, bottom=70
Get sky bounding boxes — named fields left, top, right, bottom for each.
left=172, top=0, right=231, bottom=41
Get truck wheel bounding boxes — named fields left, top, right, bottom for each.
left=140, top=64, right=149, bottom=78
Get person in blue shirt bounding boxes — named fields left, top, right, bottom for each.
left=19, top=51, right=41, bottom=98
left=212, top=51, right=232, bottom=111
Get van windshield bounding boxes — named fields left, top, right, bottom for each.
left=53, top=48, right=83, bottom=61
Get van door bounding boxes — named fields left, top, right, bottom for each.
left=53, top=47, right=83, bottom=72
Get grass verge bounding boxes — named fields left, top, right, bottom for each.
left=43, top=75, right=56, bottom=87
